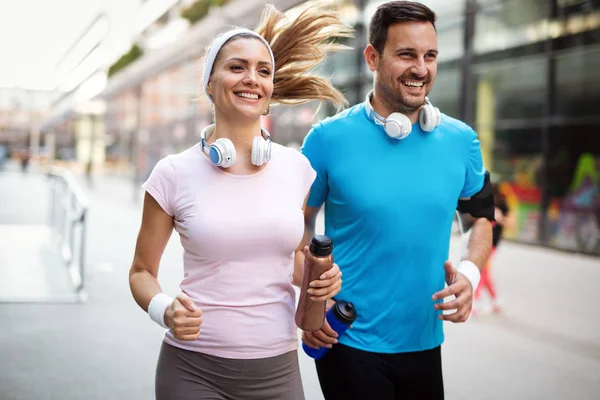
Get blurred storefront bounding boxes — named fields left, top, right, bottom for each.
left=0, top=87, right=52, bottom=165
left=466, top=0, right=600, bottom=255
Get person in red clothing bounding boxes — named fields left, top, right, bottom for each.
left=473, top=182, right=510, bottom=314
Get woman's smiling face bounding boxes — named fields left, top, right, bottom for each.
left=207, top=37, right=274, bottom=120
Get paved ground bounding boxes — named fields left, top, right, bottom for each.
left=1, top=164, right=599, bottom=400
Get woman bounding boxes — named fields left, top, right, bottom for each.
left=128, top=4, right=352, bottom=399
left=473, top=182, right=511, bottom=314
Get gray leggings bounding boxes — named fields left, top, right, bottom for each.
left=155, top=342, right=305, bottom=400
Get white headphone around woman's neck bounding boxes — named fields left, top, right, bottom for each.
left=200, top=124, right=272, bottom=168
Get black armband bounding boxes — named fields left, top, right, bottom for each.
left=457, top=171, right=495, bottom=222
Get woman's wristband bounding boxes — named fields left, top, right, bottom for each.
left=148, top=293, right=173, bottom=329
left=457, top=260, right=481, bottom=291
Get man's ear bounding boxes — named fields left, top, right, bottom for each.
left=364, top=44, right=380, bottom=72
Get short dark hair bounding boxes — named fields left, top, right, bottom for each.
left=368, top=1, right=437, bottom=54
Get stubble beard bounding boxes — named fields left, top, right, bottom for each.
left=376, top=73, right=430, bottom=114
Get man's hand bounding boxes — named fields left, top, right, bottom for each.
left=165, top=292, right=203, bottom=341
left=302, top=299, right=339, bottom=349
left=305, top=246, right=342, bottom=302
left=432, top=261, right=473, bottom=323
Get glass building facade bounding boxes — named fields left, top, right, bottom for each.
left=465, top=0, right=600, bottom=255
left=329, top=0, right=600, bottom=255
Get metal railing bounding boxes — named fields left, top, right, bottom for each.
left=48, top=166, right=89, bottom=301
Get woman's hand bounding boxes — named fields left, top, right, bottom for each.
left=306, top=258, right=342, bottom=302
left=165, top=293, right=203, bottom=341
left=302, top=299, right=339, bottom=349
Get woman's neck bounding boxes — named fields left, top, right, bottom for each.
left=211, top=115, right=264, bottom=174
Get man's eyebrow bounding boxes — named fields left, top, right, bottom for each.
left=226, top=57, right=272, bottom=66
left=394, top=48, right=439, bottom=54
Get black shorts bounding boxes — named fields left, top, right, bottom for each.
left=315, top=344, right=444, bottom=400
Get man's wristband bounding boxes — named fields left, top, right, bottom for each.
left=457, top=260, right=481, bottom=291
left=148, top=293, right=173, bottom=329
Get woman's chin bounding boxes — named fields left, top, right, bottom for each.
left=232, top=106, right=263, bottom=120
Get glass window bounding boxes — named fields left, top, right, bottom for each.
left=546, top=124, right=600, bottom=254
left=433, top=2, right=466, bottom=63
left=554, top=44, right=600, bottom=118
left=474, top=54, right=547, bottom=120
left=492, top=127, right=543, bottom=178
left=490, top=127, right=544, bottom=244
left=429, top=66, right=460, bottom=119
left=475, top=0, right=548, bottom=54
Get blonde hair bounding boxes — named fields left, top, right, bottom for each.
left=255, top=3, right=354, bottom=111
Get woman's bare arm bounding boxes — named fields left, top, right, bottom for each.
left=129, top=192, right=174, bottom=312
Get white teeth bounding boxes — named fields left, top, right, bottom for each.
left=403, top=81, right=424, bottom=88
left=236, top=92, right=259, bottom=100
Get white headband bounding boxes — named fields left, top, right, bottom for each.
left=202, top=28, right=275, bottom=104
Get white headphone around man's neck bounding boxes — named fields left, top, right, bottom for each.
left=200, top=124, right=272, bottom=168
left=365, top=90, right=441, bottom=140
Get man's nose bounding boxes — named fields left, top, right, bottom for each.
left=410, top=58, right=427, bottom=78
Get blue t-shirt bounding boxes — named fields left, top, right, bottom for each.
left=301, top=101, right=486, bottom=353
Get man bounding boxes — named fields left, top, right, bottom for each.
left=297, top=2, right=493, bottom=399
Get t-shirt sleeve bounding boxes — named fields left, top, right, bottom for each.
left=142, top=156, right=177, bottom=217
left=300, top=125, right=327, bottom=208
left=460, top=127, right=487, bottom=198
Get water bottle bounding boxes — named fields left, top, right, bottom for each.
left=295, top=235, right=334, bottom=331
left=303, top=301, right=357, bottom=360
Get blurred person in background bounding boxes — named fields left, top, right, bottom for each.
left=128, top=5, right=352, bottom=400
left=473, top=181, right=512, bottom=315
left=299, top=2, right=493, bottom=399
left=19, top=147, right=30, bottom=173
left=0, top=144, right=7, bottom=170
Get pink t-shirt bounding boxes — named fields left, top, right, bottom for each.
left=143, top=142, right=316, bottom=359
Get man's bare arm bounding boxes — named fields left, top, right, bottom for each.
left=462, top=217, right=493, bottom=270
left=293, top=200, right=320, bottom=287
